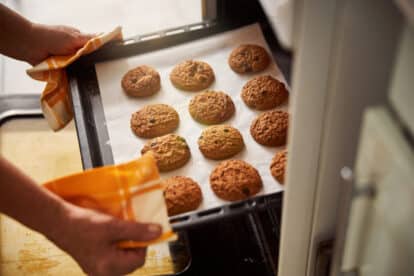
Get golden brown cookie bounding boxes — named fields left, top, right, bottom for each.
left=170, top=60, right=215, bottom=91
left=228, top=44, right=270, bottom=74
left=198, top=125, right=244, bottom=160
left=241, top=75, right=288, bottom=110
left=121, top=65, right=161, bottom=97
left=163, top=176, right=203, bottom=216
left=141, top=134, right=191, bottom=172
left=189, top=91, right=235, bottom=124
left=250, top=110, right=289, bottom=147
left=270, top=149, right=287, bottom=184
left=130, top=104, right=179, bottom=138
left=210, top=160, right=262, bottom=201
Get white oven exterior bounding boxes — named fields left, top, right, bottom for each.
left=277, top=0, right=414, bottom=275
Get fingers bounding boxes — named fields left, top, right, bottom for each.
left=112, top=248, right=147, bottom=274
left=75, top=33, right=95, bottom=46
left=54, top=25, right=94, bottom=49
left=29, top=23, right=96, bottom=60
left=111, top=220, right=162, bottom=242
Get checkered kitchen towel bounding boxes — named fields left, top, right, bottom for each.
left=26, top=26, right=122, bottom=131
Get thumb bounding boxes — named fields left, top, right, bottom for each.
left=72, top=33, right=95, bottom=48
left=112, top=220, right=162, bottom=242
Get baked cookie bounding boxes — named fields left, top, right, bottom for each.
left=189, top=91, right=235, bottom=124
left=130, top=104, right=179, bottom=138
left=270, top=149, right=287, bottom=184
left=250, top=110, right=289, bottom=147
left=210, top=160, right=262, bottom=201
left=228, top=44, right=270, bottom=74
left=141, top=134, right=191, bottom=172
left=163, top=176, right=202, bottom=216
left=121, top=65, right=161, bottom=97
left=241, top=75, right=288, bottom=110
left=198, top=125, right=244, bottom=160
left=170, top=60, right=215, bottom=91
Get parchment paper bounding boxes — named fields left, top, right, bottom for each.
left=95, top=23, right=288, bottom=213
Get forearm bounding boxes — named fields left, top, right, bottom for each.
left=0, top=157, right=68, bottom=240
left=0, top=157, right=162, bottom=275
left=0, top=4, right=37, bottom=63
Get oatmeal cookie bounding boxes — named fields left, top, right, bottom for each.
left=210, top=160, right=262, bottom=201
left=170, top=60, right=215, bottom=91
left=250, top=110, right=288, bottom=147
left=141, top=134, right=191, bottom=172
left=270, top=149, right=287, bottom=184
left=228, top=44, right=270, bottom=74
left=198, top=125, right=244, bottom=160
left=130, top=104, right=179, bottom=138
left=121, top=65, right=161, bottom=97
left=189, top=90, right=235, bottom=124
left=163, top=176, right=202, bottom=216
left=241, top=75, right=288, bottom=110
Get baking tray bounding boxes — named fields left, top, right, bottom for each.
left=68, top=0, right=290, bottom=231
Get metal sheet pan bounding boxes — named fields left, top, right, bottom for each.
left=68, top=4, right=290, bottom=231
left=95, top=22, right=286, bottom=216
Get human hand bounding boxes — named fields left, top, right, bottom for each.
left=26, top=23, right=93, bottom=65
left=50, top=203, right=162, bottom=276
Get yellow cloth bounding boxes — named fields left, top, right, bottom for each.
left=26, top=26, right=123, bottom=131
left=44, top=152, right=176, bottom=248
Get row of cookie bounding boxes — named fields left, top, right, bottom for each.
left=191, top=74, right=289, bottom=124
left=122, top=60, right=213, bottom=96
left=229, top=45, right=289, bottom=183
left=121, top=44, right=274, bottom=97
left=163, top=154, right=288, bottom=217
left=130, top=85, right=288, bottom=142
left=132, top=104, right=288, bottom=161
left=232, top=46, right=290, bottom=184
left=139, top=130, right=242, bottom=172
left=124, top=67, right=287, bottom=113
left=162, top=160, right=261, bottom=216
left=140, top=127, right=287, bottom=181
left=129, top=92, right=235, bottom=140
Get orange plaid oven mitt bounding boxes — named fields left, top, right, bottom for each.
left=26, top=26, right=123, bottom=131
left=44, top=152, right=176, bottom=248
